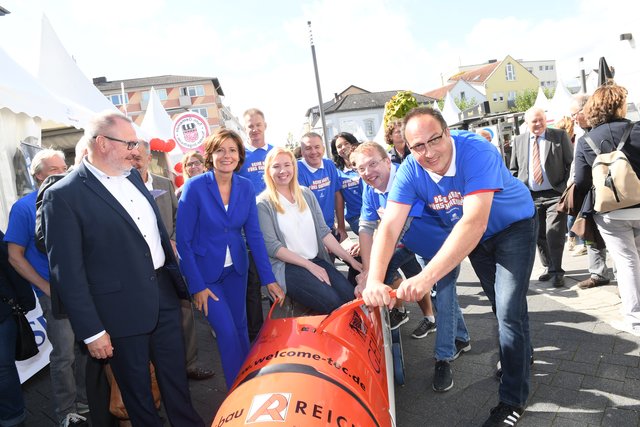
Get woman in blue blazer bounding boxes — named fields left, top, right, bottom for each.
left=176, top=129, right=284, bottom=388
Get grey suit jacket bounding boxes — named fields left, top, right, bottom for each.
left=509, top=127, right=573, bottom=193
left=151, top=173, right=178, bottom=240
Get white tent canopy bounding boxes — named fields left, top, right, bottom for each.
left=38, top=15, right=118, bottom=129
left=140, top=87, right=174, bottom=140
left=547, top=78, right=574, bottom=122
left=441, top=91, right=460, bottom=125
left=532, top=87, right=550, bottom=112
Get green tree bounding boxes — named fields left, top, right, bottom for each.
left=437, top=99, right=445, bottom=110
left=455, top=97, right=477, bottom=111
left=511, top=89, right=537, bottom=112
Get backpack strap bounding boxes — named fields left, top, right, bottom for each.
left=615, top=121, right=635, bottom=151
left=583, top=133, right=600, bottom=155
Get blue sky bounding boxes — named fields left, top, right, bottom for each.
left=1, top=0, right=638, bottom=144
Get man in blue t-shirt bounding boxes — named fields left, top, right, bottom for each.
left=297, top=132, right=346, bottom=242
left=4, top=149, right=89, bottom=425
left=362, top=107, right=537, bottom=427
left=352, top=142, right=453, bottom=341
left=238, top=108, right=274, bottom=342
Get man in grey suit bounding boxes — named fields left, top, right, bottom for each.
left=132, top=140, right=214, bottom=381
left=510, top=107, right=573, bottom=287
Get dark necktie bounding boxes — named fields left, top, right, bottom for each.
left=532, top=136, right=543, bottom=185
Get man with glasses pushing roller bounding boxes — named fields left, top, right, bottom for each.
left=362, top=107, right=537, bottom=427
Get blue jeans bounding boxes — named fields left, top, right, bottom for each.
left=430, top=264, right=470, bottom=361
left=0, top=316, right=26, bottom=427
left=468, top=216, right=537, bottom=408
left=384, top=247, right=422, bottom=284
left=38, top=294, right=87, bottom=422
left=285, top=258, right=354, bottom=313
left=346, top=216, right=360, bottom=236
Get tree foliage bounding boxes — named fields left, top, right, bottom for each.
left=383, top=91, right=419, bottom=130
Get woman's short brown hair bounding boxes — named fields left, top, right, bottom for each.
left=203, top=128, right=246, bottom=172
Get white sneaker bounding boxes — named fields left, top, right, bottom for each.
left=60, top=413, right=87, bottom=427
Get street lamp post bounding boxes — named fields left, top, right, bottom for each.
left=307, top=21, right=330, bottom=156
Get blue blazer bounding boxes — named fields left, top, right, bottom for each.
left=42, top=163, right=189, bottom=341
left=176, top=171, right=276, bottom=294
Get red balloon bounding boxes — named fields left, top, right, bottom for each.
left=165, top=139, right=176, bottom=152
left=174, top=161, right=183, bottom=174
left=175, top=175, right=184, bottom=188
left=149, top=138, right=164, bottom=151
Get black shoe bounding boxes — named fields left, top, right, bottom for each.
left=452, top=339, right=471, bottom=360
left=411, top=317, right=436, bottom=339
left=187, top=367, right=215, bottom=380
left=552, top=275, right=565, bottom=288
left=389, top=308, right=409, bottom=330
left=432, top=360, right=453, bottom=392
left=538, top=272, right=552, bottom=281
left=482, top=402, right=524, bottom=426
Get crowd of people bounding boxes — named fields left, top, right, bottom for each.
left=1, top=81, right=639, bottom=427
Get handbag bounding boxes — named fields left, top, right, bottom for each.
left=584, top=122, right=640, bottom=213
left=105, top=363, right=161, bottom=420
left=1, top=296, right=39, bottom=361
left=556, top=181, right=580, bottom=216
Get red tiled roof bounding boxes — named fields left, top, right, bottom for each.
left=448, top=62, right=500, bottom=84
left=423, top=82, right=456, bottom=100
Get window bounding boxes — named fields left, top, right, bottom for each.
left=540, top=81, right=546, bottom=87
left=549, top=65, right=554, bottom=70
left=527, top=68, right=533, bottom=73
left=142, top=89, right=168, bottom=103
left=492, top=93, right=498, bottom=102
left=106, top=93, right=128, bottom=106
left=180, top=85, right=205, bottom=97
left=539, top=65, right=543, bottom=71
left=508, top=91, right=516, bottom=101
left=364, top=119, right=375, bottom=137
left=190, top=107, right=208, bottom=118
left=460, top=91, right=466, bottom=101
left=545, top=65, right=550, bottom=71
left=505, top=63, right=515, bottom=81
left=498, top=92, right=504, bottom=102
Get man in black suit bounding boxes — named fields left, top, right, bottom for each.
left=131, top=140, right=214, bottom=381
left=510, top=107, right=574, bottom=287
left=42, top=111, right=204, bottom=427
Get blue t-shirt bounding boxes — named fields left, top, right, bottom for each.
left=238, top=144, right=273, bottom=195
left=360, top=163, right=449, bottom=259
left=338, top=168, right=363, bottom=220
left=4, top=191, right=49, bottom=295
left=297, top=158, right=341, bottom=229
left=390, top=130, right=534, bottom=244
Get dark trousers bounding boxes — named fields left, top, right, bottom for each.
left=245, top=252, right=264, bottom=342
left=532, top=190, right=567, bottom=276
left=108, top=268, right=204, bottom=427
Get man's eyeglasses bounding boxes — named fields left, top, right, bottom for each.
left=355, top=158, right=384, bottom=174
left=570, top=109, right=583, bottom=119
left=408, top=129, right=445, bottom=154
left=97, top=135, right=140, bottom=150
left=186, top=160, right=202, bottom=168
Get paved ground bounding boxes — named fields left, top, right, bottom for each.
left=22, top=243, right=640, bottom=426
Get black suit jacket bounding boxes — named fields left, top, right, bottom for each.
left=42, top=162, right=189, bottom=341
left=0, top=231, right=36, bottom=322
left=510, top=127, right=574, bottom=193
